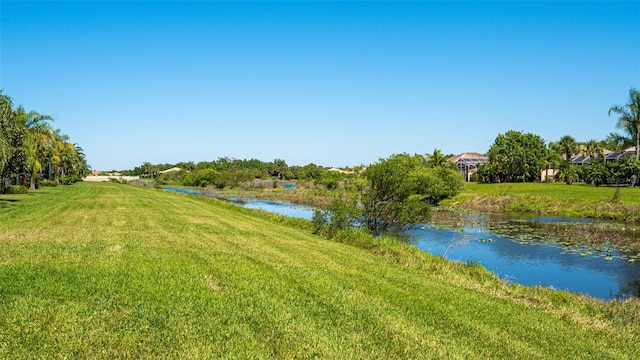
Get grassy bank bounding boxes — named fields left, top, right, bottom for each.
left=444, top=182, right=640, bottom=221
left=0, top=182, right=638, bottom=358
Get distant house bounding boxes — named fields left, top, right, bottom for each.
left=567, top=148, right=640, bottom=166
left=570, top=154, right=593, bottom=166
left=449, top=152, right=488, bottom=181
left=570, top=146, right=617, bottom=166
left=604, top=147, right=636, bottom=162
left=542, top=147, right=636, bottom=182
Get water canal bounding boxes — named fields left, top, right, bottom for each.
left=162, top=187, right=640, bottom=301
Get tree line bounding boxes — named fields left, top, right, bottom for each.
left=0, top=91, right=89, bottom=192
left=121, top=151, right=464, bottom=236
left=121, top=157, right=367, bottom=190
left=478, top=88, right=640, bottom=186
left=113, top=88, right=638, bottom=235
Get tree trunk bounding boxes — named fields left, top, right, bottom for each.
left=29, top=175, right=36, bottom=190
left=636, top=131, right=640, bottom=160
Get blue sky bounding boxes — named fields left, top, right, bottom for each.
left=1, top=1, right=639, bottom=171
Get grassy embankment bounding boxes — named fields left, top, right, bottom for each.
left=443, top=182, right=640, bottom=221
left=1, top=182, right=638, bottom=358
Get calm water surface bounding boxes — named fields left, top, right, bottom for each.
left=405, top=214, right=640, bottom=301
left=162, top=187, right=640, bottom=300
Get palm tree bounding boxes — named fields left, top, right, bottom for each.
left=45, top=128, right=71, bottom=182
left=556, top=135, right=580, bottom=160
left=0, top=92, right=13, bottom=173
left=15, top=106, right=54, bottom=188
left=582, top=139, right=604, bottom=158
left=15, top=106, right=53, bottom=135
left=544, top=145, right=563, bottom=182
left=603, top=132, right=633, bottom=151
left=556, top=162, right=580, bottom=185
left=0, top=90, right=88, bottom=188
left=0, top=93, right=27, bottom=185
left=609, top=88, right=640, bottom=160
left=583, top=158, right=611, bottom=186
left=425, top=148, right=450, bottom=168
left=60, top=142, right=76, bottom=178
left=68, top=143, right=89, bottom=178
left=23, top=136, right=42, bottom=190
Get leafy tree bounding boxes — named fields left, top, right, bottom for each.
left=362, top=154, right=428, bottom=235
left=362, top=154, right=462, bottom=235
left=318, top=170, right=342, bottom=190
left=477, top=162, right=500, bottom=183
left=609, top=88, right=640, bottom=159
left=177, top=161, right=196, bottom=171
left=485, top=130, right=549, bottom=182
left=269, top=158, right=290, bottom=179
left=311, top=196, right=361, bottom=237
left=410, top=166, right=464, bottom=203
left=297, top=163, right=324, bottom=180
left=193, top=169, right=220, bottom=187
left=218, top=169, right=255, bottom=188
left=155, top=169, right=186, bottom=185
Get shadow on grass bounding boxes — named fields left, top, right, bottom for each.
left=0, top=198, right=20, bottom=208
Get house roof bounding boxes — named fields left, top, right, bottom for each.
left=449, top=152, right=489, bottom=163
left=604, top=150, right=636, bottom=161
left=571, top=155, right=592, bottom=165
left=449, top=152, right=488, bottom=165
left=570, top=146, right=636, bottom=163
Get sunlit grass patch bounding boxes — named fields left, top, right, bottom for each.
left=0, top=182, right=638, bottom=358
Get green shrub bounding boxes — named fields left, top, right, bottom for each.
left=60, top=175, right=80, bottom=185
left=39, top=180, right=58, bottom=187
left=311, top=209, right=329, bottom=234
left=0, top=185, right=28, bottom=194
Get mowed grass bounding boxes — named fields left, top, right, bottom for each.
left=464, top=182, right=640, bottom=202
left=445, top=182, right=640, bottom=221
left=0, top=182, right=638, bottom=358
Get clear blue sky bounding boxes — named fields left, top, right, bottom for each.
left=1, top=1, right=639, bottom=171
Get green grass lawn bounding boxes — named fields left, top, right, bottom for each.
left=464, top=182, right=640, bottom=202
left=444, top=182, right=640, bottom=221
left=0, top=182, right=638, bottom=358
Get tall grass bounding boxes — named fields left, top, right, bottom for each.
left=0, top=182, right=638, bottom=358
